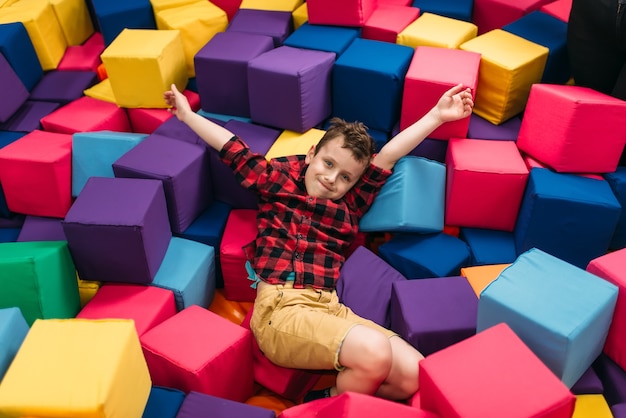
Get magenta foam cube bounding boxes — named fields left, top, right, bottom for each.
left=306, top=0, right=377, bottom=27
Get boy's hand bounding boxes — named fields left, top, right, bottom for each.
left=164, top=84, right=191, bottom=122
left=435, top=84, right=474, bottom=123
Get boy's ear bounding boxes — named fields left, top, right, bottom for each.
left=305, top=145, right=316, bottom=164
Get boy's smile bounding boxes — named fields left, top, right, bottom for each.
left=304, top=136, right=368, bottom=200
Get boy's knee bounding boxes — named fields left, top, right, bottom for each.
left=357, top=331, right=393, bottom=375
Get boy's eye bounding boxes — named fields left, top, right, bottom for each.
left=325, top=160, right=332, bottom=167
left=342, top=174, right=350, bottom=182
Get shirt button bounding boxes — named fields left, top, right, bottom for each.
left=308, top=197, right=313, bottom=202
left=294, top=252, right=300, bottom=259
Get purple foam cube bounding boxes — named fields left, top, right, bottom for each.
left=29, top=70, right=98, bottom=104
left=17, top=216, right=66, bottom=242
left=594, top=354, right=626, bottom=406
left=571, top=366, right=603, bottom=395
left=194, top=31, right=274, bottom=118
left=113, top=135, right=213, bottom=234
left=0, top=53, right=28, bottom=123
left=176, top=391, right=275, bottom=418
left=0, top=101, right=61, bottom=132
left=467, top=113, right=522, bottom=141
left=248, top=46, right=335, bottom=133
left=390, top=276, right=478, bottom=356
left=337, top=246, right=407, bottom=328
left=62, top=177, right=172, bottom=284
left=227, top=8, right=293, bottom=47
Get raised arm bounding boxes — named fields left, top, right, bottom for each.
left=372, top=84, right=473, bottom=171
left=163, top=84, right=234, bottom=152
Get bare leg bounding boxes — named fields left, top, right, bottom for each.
left=376, top=336, right=423, bottom=400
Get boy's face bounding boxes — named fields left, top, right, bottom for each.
left=304, top=136, right=368, bottom=200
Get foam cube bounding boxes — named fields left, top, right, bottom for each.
left=0, top=21, right=43, bottom=90
left=306, top=0, right=377, bottom=26
left=391, top=277, right=478, bottom=356
left=151, top=236, right=216, bottom=311
left=397, top=12, right=478, bottom=49
left=0, top=307, right=28, bottom=381
left=49, top=0, right=94, bottom=46
left=29, top=70, right=98, bottom=104
left=336, top=246, right=408, bottom=329
left=91, top=0, right=156, bottom=46
left=572, top=395, right=613, bottom=417
left=220, top=209, right=258, bottom=302
left=62, top=177, right=172, bottom=284
left=362, top=5, right=420, bottom=44
left=176, top=391, right=275, bottom=418
left=77, top=283, right=177, bottom=336
left=0, top=1, right=67, bottom=70
left=264, top=127, right=324, bottom=160
left=514, top=168, right=621, bottom=269
left=248, top=46, right=335, bottom=132
left=411, top=0, right=473, bottom=21
left=0, top=52, right=28, bottom=123
left=194, top=31, right=274, bottom=117
left=227, top=8, right=293, bottom=47
left=140, top=305, right=254, bottom=402
left=539, top=0, right=572, bottom=22
left=17, top=215, right=66, bottom=242
left=460, top=263, right=510, bottom=297
left=478, top=248, right=619, bottom=388
left=460, top=29, right=549, bottom=125
left=604, top=167, right=626, bottom=249
left=400, top=46, right=480, bottom=137
left=333, top=38, right=413, bottom=132
left=445, top=138, right=529, bottom=231
left=283, top=22, right=360, bottom=57
left=178, top=200, right=232, bottom=249
left=593, top=354, right=626, bottom=406
left=587, top=248, right=626, bottom=371
left=72, top=130, right=148, bottom=197
left=57, top=31, right=105, bottom=72
left=359, top=156, right=446, bottom=233
left=517, top=83, right=626, bottom=173
left=419, top=323, right=576, bottom=417
left=0, top=319, right=151, bottom=417
left=40, top=96, right=131, bottom=134
left=127, top=88, right=200, bottom=134
left=472, top=0, right=553, bottom=34
left=0, top=100, right=61, bottom=133
left=142, top=386, right=186, bottom=418
left=155, top=1, right=228, bottom=77
left=571, top=367, right=603, bottom=395
left=458, top=228, right=518, bottom=266
left=0, top=130, right=72, bottom=218
left=467, top=113, right=522, bottom=140
left=113, top=134, right=213, bottom=234
left=100, top=28, right=187, bottom=108
left=378, top=232, right=471, bottom=279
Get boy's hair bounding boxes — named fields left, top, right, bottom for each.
left=314, top=117, right=376, bottom=164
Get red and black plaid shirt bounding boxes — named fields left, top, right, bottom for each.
left=219, top=136, right=391, bottom=290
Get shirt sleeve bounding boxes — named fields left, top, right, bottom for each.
left=218, top=135, right=273, bottom=192
left=345, top=162, right=392, bottom=219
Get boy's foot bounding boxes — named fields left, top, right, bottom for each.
left=303, top=387, right=332, bottom=403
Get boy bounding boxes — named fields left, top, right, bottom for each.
left=164, top=83, right=473, bottom=402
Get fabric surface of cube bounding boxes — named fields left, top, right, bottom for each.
left=56, top=31, right=105, bottom=72
left=517, top=84, right=626, bottom=173
left=460, top=263, right=510, bottom=297
left=604, top=167, right=626, bottom=249
left=397, top=12, right=477, bottom=49
left=77, top=283, right=177, bottom=336
left=248, top=46, right=335, bottom=133
left=514, top=168, right=621, bottom=268
left=0, top=307, right=29, bottom=381
left=0, top=319, right=151, bottom=417
left=227, top=8, right=293, bottom=47
left=17, top=216, right=66, bottom=242
left=467, top=113, right=521, bottom=140
left=478, top=248, right=618, bottom=388
left=0, top=22, right=43, bottom=90
left=0, top=100, right=60, bottom=133
left=360, top=156, right=446, bottom=233
left=419, top=322, right=575, bottom=417
left=458, top=228, right=517, bottom=266
left=49, top=0, right=94, bottom=46
left=142, top=386, right=185, bottom=418
left=283, top=22, right=360, bottom=57
left=362, top=5, right=420, bottom=44
left=195, top=31, right=274, bottom=118
left=0, top=53, right=28, bottom=123
left=62, top=177, right=172, bottom=284
left=176, top=391, right=275, bottom=418
left=445, top=138, right=529, bottom=231
left=0, top=130, right=72, bottom=218
left=140, top=305, right=254, bottom=402
left=391, top=277, right=478, bottom=356
left=411, top=0, right=473, bottom=21
left=460, top=29, right=549, bottom=125
left=29, top=70, right=98, bottom=104
left=91, top=0, right=156, bottom=46
left=40, top=96, right=131, bottom=134
left=113, top=134, right=213, bottom=233
left=472, top=0, right=553, bottom=35
left=100, top=28, right=187, bottom=108
left=306, top=0, right=377, bottom=26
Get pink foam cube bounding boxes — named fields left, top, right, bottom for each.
left=420, top=323, right=576, bottom=417
left=445, top=138, right=529, bottom=231
left=306, top=0, right=377, bottom=27
left=400, top=46, right=480, bottom=139
left=473, top=0, right=554, bottom=34
left=362, top=5, right=420, bottom=43
left=517, top=83, right=626, bottom=173
left=57, top=32, right=105, bottom=72
left=77, top=284, right=177, bottom=336
left=587, top=249, right=626, bottom=371
left=0, top=130, right=72, bottom=218
left=539, top=0, right=572, bottom=23
left=220, top=209, right=258, bottom=302
left=127, top=89, right=200, bottom=134
left=40, top=96, right=131, bottom=134
left=140, top=305, right=254, bottom=402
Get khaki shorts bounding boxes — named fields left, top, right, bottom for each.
left=249, top=281, right=397, bottom=372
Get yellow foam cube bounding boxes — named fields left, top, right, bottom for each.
left=292, top=2, right=308, bottom=29
left=49, top=0, right=94, bottom=46
left=572, top=395, right=612, bottom=418
left=265, top=128, right=325, bottom=160
left=460, top=29, right=549, bottom=125
left=149, top=0, right=198, bottom=14
left=0, top=0, right=67, bottom=70
left=239, top=0, right=304, bottom=12
left=83, top=79, right=118, bottom=104
left=77, top=276, right=101, bottom=308
left=101, top=28, right=188, bottom=108
left=397, top=13, right=477, bottom=49
left=0, top=319, right=151, bottom=417
left=155, top=1, right=228, bottom=77
left=460, top=263, right=510, bottom=297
